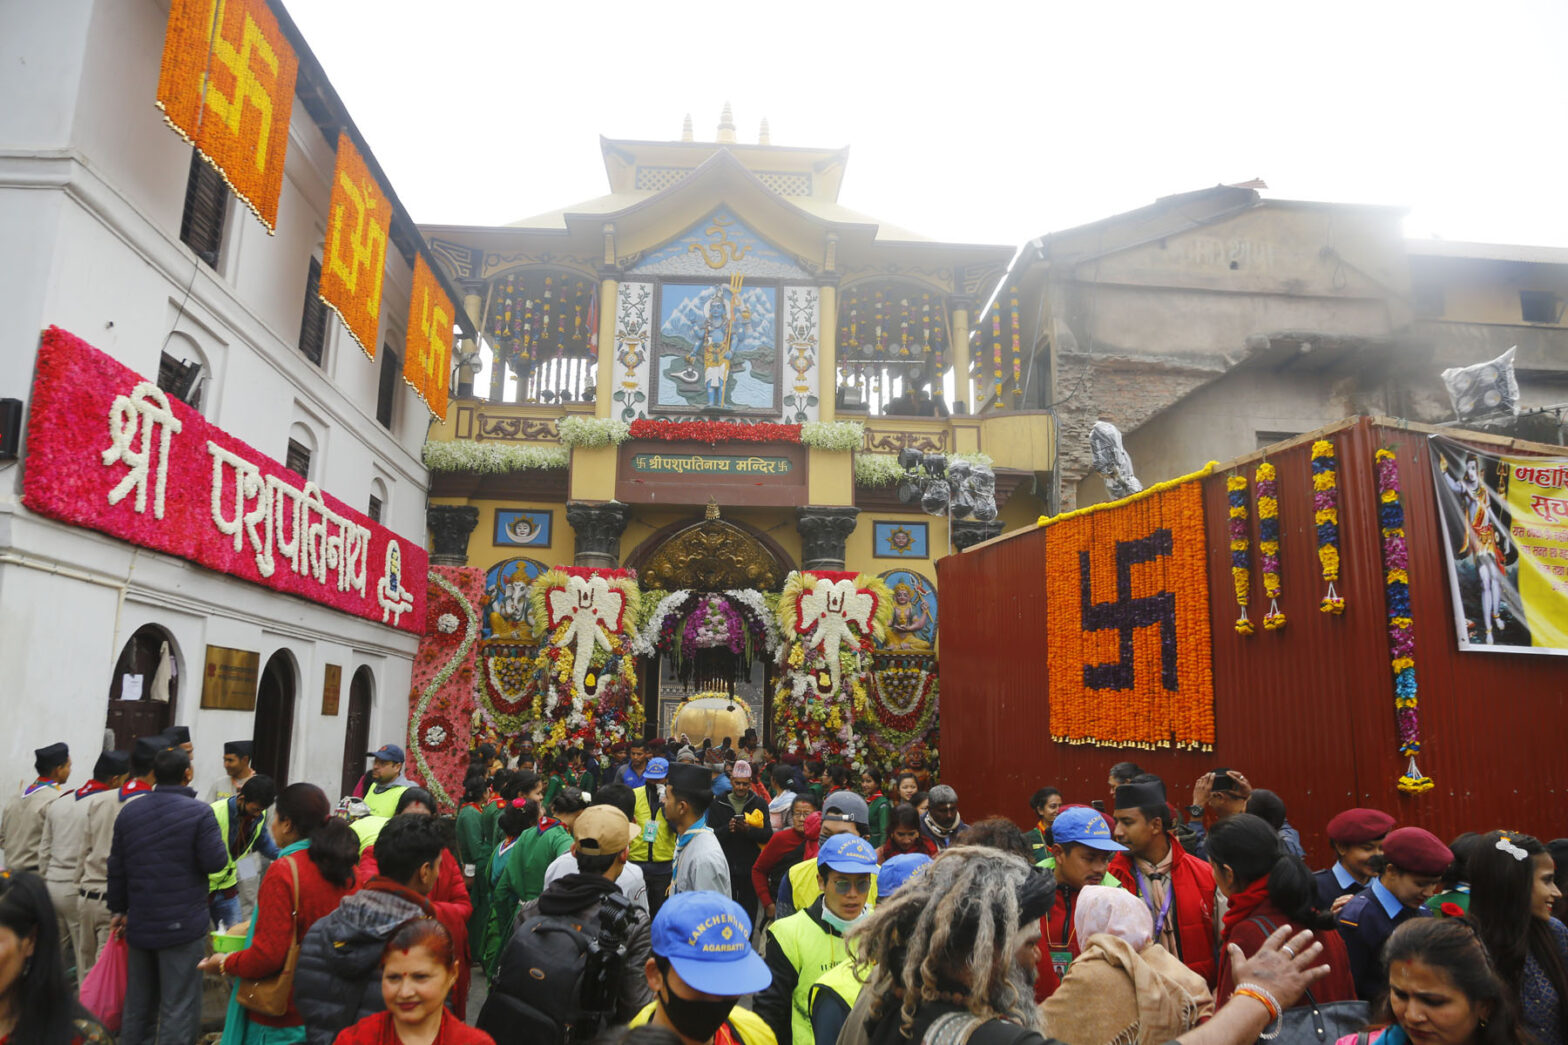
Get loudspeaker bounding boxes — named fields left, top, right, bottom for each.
left=0, top=399, right=21, bottom=460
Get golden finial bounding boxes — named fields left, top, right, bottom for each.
left=758, top=117, right=771, bottom=145
left=705, top=497, right=721, bottom=520
left=717, top=102, right=736, bottom=144
left=680, top=113, right=694, bottom=142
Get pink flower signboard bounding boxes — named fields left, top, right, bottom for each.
left=22, top=327, right=427, bottom=634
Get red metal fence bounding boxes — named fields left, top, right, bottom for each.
left=938, top=417, right=1568, bottom=861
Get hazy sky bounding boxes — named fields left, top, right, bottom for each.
left=286, top=0, right=1568, bottom=250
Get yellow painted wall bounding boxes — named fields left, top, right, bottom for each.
left=1430, top=279, right=1567, bottom=327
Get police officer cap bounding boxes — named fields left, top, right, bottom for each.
left=1382, top=827, right=1452, bottom=877
left=665, top=761, right=716, bottom=795
left=1326, top=807, right=1395, bottom=845
left=93, top=751, right=129, bottom=779
left=224, top=740, right=254, bottom=758
left=34, top=743, right=69, bottom=772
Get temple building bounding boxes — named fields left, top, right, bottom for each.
left=419, top=109, right=1056, bottom=752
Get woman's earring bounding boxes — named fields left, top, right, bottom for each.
left=21, top=957, right=31, bottom=978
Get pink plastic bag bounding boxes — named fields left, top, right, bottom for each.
left=80, top=934, right=127, bottom=1032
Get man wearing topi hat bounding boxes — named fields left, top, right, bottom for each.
left=206, top=739, right=257, bottom=803
left=663, top=763, right=730, bottom=897
left=0, top=742, right=71, bottom=874
left=1338, top=825, right=1450, bottom=1000
left=1314, top=807, right=1395, bottom=915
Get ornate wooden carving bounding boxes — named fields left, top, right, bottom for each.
left=862, top=426, right=951, bottom=454
left=640, top=519, right=785, bottom=592
left=475, top=413, right=559, bottom=442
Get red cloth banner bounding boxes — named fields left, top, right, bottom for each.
left=22, top=327, right=427, bottom=634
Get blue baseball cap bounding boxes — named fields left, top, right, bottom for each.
left=878, top=853, right=931, bottom=897
left=368, top=744, right=405, bottom=762
left=817, top=833, right=878, bottom=874
left=644, top=757, right=670, bottom=780
left=1051, top=807, right=1127, bottom=851
left=650, top=891, right=771, bottom=995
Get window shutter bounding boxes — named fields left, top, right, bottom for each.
left=376, top=347, right=398, bottom=428
left=179, top=152, right=229, bottom=268
left=298, top=258, right=328, bottom=366
left=367, top=495, right=383, bottom=524
left=285, top=439, right=312, bottom=480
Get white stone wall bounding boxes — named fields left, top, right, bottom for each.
left=0, top=0, right=427, bottom=801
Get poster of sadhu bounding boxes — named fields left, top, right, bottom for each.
left=1429, top=435, right=1568, bottom=653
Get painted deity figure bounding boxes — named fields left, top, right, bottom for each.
left=884, top=583, right=933, bottom=652
left=1442, top=451, right=1511, bottom=643
left=695, top=295, right=734, bottom=407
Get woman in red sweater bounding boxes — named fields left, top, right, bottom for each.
left=332, top=920, right=493, bottom=1045
left=751, top=797, right=820, bottom=921
left=877, top=802, right=939, bottom=863
left=201, top=783, right=361, bottom=1042
left=1207, top=813, right=1358, bottom=1005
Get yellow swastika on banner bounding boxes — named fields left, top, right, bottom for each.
left=404, top=255, right=454, bottom=421
left=320, top=133, right=391, bottom=360
left=156, top=0, right=298, bottom=232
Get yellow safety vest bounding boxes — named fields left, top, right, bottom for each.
left=352, top=815, right=388, bottom=854
left=769, top=909, right=856, bottom=1045
left=630, top=786, right=675, bottom=864
left=630, top=1000, right=776, bottom=1045
left=362, top=784, right=408, bottom=819
left=787, top=858, right=879, bottom=913
left=807, top=958, right=866, bottom=1028
left=207, top=798, right=264, bottom=892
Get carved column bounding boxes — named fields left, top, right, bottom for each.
left=427, top=505, right=480, bottom=566
left=951, top=519, right=1004, bottom=552
left=566, top=501, right=631, bottom=569
left=795, top=506, right=860, bottom=572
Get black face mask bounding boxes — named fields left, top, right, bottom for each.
left=660, top=984, right=736, bottom=1042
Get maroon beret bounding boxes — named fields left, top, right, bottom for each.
left=1326, top=807, right=1395, bottom=845
left=1382, top=827, right=1453, bottom=876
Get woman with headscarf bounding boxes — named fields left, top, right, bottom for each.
left=1038, top=885, right=1214, bottom=1045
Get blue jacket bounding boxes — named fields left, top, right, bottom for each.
left=107, top=784, right=227, bottom=949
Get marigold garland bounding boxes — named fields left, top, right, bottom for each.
left=405, top=254, right=455, bottom=421
left=1311, top=439, right=1345, bottom=613
left=319, top=132, right=392, bottom=362
left=1255, top=461, right=1286, bottom=630
left=1227, top=475, right=1255, bottom=635
left=773, top=570, right=892, bottom=760
left=1375, top=448, right=1433, bottom=795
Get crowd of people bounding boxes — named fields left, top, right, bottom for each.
left=0, top=734, right=1562, bottom=1045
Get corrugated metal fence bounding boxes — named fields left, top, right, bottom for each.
left=938, top=418, right=1567, bottom=860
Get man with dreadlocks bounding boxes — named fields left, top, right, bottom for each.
left=844, top=847, right=1334, bottom=1045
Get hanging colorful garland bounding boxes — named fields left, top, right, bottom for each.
left=523, top=567, right=643, bottom=756
left=773, top=570, right=892, bottom=760
left=628, top=418, right=801, bottom=444
left=1009, top=290, right=1022, bottom=401
left=860, top=652, right=940, bottom=778
left=1312, top=439, right=1345, bottom=613
left=635, top=589, right=781, bottom=674
left=1255, top=461, right=1285, bottom=630
left=1375, top=448, right=1433, bottom=795
left=404, top=567, right=483, bottom=812
left=1227, top=474, right=1254, bottom=635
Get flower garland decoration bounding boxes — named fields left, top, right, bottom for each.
left=859, top=652, right=941, bottom=777
left=1010, top=291, right=1023, bottom=401
left=1376, top=448, right=1433, bottom=795
left=405, top=567, right=483, bottom=812
left=523, top=566, right=643, bottom=756
left=557, top=416, right=631, bottom=449
left=422, top=441, right=569, bottom=474
left=1255, top=461, right=1285, bottom=630
left=1311, top=439, right=1345, bottom=613
left=799, top=421, right=866, bottom=453
left=1227, top=474, right=1255, bottom=635
left=857, top=451, right=996, bottom=488
left=634, top=589, right=780, bottom=674
left=630, top=418, right=801, bottom=444
left=991, top=301, right=1004, bottom=402
left=773, top=570, right=893, bottom=759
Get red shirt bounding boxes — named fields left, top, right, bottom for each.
left=225, top=851, right=358, bottom=1027
left=331, top=1009, right=495, bottom=1045
left=751, top=827, right=807, bottom=907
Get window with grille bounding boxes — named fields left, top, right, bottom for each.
left=298, top=258, right=329, bottom=366
left=376, top=346, right=399, bottom=428
left=179, top=152, right=228, bottom=268
left=1521, top=290, right=1560, bottom=324
left=285, top=438, right=312, bottom=480
left=156, top=352, right=203, bottom=411
left=367, top=495, right=383, bottom=524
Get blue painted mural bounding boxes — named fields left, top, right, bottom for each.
left=657, top=281, right=778, bottom=409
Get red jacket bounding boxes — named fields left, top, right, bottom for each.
left=356, top=847, right=473, bottom=1016
left=1216, top=897, right=1357, bottom=1006
left=225, top=850, right=358, bottom=1027
left=1107, top=836, right=1219, bottom=985
left=330, top=1009, right=495, bottom=1044
left=751, top=827, right=807, bottom=908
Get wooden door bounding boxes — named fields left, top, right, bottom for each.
left=341, top=667, right=373, bottom=797
left=252, top=652, right=296, bottom=787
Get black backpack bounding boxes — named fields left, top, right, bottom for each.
left=477, top=892, right=637, bottom=1045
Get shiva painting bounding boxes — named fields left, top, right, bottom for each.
left=482, top=556, right=548, bottom=641
left=656, top=280, right=778, bottom=410
left=877, top=569, right=938, bottom=653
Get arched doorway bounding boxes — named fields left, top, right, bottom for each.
left=106, top=625, right=179, bottom=750
left=341, top=667, right=374, bottom=797
left=253, top=650, right=297, bottom=787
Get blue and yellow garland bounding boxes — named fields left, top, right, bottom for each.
left=1227, top=474, right=1254, bottom=635
left=1375, top=448, right=1432, bottom=794
left=1311, top=439, right=1345, bottom=613
left=1256, top=461, right=1285, bottom=630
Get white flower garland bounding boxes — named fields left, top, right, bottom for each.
left=422, top=441, right=569, bottom=474
left=800, top=420, right=865, bottom=453
left=635, top=588, right=782, bottom=659
left=410, top=570, right=480, bottom=810
left=853, top=450, right=996, bottom=488
left=557, top=415, right=631, bottom=449
left=635, top=589, right=694, bottom=656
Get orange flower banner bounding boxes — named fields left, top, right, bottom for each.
left=156, top=0, right=298, bottom=232
left=1042, top=465, right=1216, bottom=750
left=404, top=254, right=454, bottom=420
left=320, top=132, right=392, bottom=360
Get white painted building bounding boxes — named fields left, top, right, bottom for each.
left=0, top=0, right=460, bottom=802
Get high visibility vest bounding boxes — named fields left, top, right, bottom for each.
left=769, top=910, right=855, bottom=1045
left=786, top=858, right=880, bottom=913
left=630, top=785, right=675, bottom=864
left=630, top=998, right=777, bottom=1045
left=352, top=815, right=388, bottom=854
left=807, top=958, right=866, bottom=1030
left=207, top=798, right=264, bottom=892
left=362, top=784, right=408, bottom=819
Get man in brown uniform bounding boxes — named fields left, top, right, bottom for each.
left=76, top=735, right=162, bottom=978
left=0, top=743, right=72, bottom=872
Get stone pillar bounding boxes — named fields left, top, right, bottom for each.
left=950, top=299, right=972, bottom=415
left=951, top=519, right=1004, bottom=552
left=795, top=506, right=860, bottom=572
left=427, top=505, right=480, bottom=566
left=566, top=501, right=630, bottom=569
